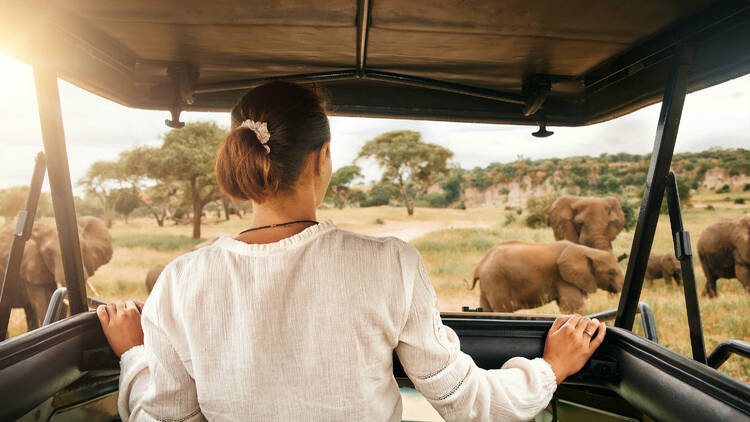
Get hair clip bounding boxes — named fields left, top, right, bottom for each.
left=239, top=119, right=271, bottom=154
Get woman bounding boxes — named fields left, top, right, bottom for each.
left=98, top=81, right=606, bottom=422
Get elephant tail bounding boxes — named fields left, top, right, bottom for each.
left=463, top=276, right=479, bottom=290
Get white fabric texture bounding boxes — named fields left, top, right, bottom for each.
left=119, top=221, right=557, bottom=421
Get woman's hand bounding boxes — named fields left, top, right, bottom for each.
left=542, top=314, right=606, bottom=384
left=97, top=300, right=145, bottom=357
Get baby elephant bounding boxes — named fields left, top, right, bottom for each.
left=467, top=240, right=624, bottom=313
left=645, top=253, right=682, bottom=286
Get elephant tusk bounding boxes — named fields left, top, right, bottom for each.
left=86, top=280, right=99, bottom=297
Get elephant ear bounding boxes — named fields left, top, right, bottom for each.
left=548, top=196, right=579, bottom=242
left=557, top=245, right=598, bottom=294
left=78, top=217, right=113, bottom=277
left=605, top=197, right=625, bottom=241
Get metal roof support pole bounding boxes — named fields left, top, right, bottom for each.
left=614, top=45, right=693, bottom=330
left=31, top=64, right=88, bottom=315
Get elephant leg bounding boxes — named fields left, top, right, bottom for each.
left=480, top=292, right=492, bottom=312
left=23, top=303, right=39, bottom=331
left=699, top=254, right=718, bottom=298
left=736, top=264, right=750, bottom=294
left=663, top=273, right=673, bottom=286
left=556, top=282, right=585, bottom=314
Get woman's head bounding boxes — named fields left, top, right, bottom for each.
left=215, top=81, right=331, bottom=205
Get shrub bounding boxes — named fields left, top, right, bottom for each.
left=360, top=184, right=391, bottom=207
left=525, top=213, right=547, bottom=229
left=619, top=198, right=638, bottom=231
left=524, top=193, right=559, bottom=229
left=716, top=184, right=730, bottom=194
left=374, top=218, right=385, bottom=225
left=503, top=211, right=517, bottom=227
left=420, top=192, right=450, bottom=208
left=744, top=183, right=750, bottom=191
left=456, top=201, right=467, bottom=210
left=735, top=198, right=746, bottom=204
left=706, top=204, right=715, bottom=210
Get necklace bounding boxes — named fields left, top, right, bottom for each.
left=238, top=220, right=319, bottom=235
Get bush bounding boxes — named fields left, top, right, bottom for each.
left=524, top=193, right=559, bottom=229
left=744, top=183, right=750, bottom=192
left=374, top=218, right=385, bottom=225
left=456, top=201, right=466, bottom=210
left=735, top=198, right=746, bottom=204
left=716, top=184, right=730, bottom=194
left=706, top=204, right=715, bottom=210
left=524, top=213, right=546, bottom=229
left=503, top=211, right=517, bottom=227
left=360, top=184, right=391, bottom=207
left=420, top=192, right=450, bottom=208
left=619, top=198, right=638, bottom=231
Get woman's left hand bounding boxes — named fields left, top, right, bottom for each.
left=97, top=300, right=145, bottom=357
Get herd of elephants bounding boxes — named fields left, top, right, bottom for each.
left=1, top=195, right=749, bottom=333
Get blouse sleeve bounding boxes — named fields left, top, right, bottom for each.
left=395, top=246, right=557, bottom=422
left=117, top=265, right=205, bottom=422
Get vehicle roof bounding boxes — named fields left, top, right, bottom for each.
left=1, top=1, right=749, bottom=126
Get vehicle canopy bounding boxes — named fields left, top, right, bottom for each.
left=1, top=0, right=749, bottom=125
left=1, top=1, right=750, bottom=421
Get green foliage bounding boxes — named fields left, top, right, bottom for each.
left=744, top=183, right=750, bottom=192
left=524, top=193, right=559, bottom=229
left=716, top=184, right=731, bottom=194
left=0, top=186, right=29, bottom=219
left=524, top=213, right=546, bottom=229
left=503, top=211, right=517, bottom=227
left=113, top=188, right=141, bottom=223
left=374, top=218, right=385, bottom=225
left=735, top=198, right=746, bottom=205
left=111, top=233, right=204, bottom=251
left=619, top=198, right=638, bottom=231
left=327, top=165, right=363, bottom=209
left=360, top=184, right=392, bottom=207
left=706, top=204, right=715, bottom=211
left=420, top=192, right=451, bottom=208
left=358, top=130, right=453, bottom=215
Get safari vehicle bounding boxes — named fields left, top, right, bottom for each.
left=0, top=1, right=749, bottom=420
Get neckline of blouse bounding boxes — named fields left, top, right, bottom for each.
left=214, top=219, right=337, bottom=254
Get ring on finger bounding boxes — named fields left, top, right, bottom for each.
left=583, top=329, right=595, bottom=337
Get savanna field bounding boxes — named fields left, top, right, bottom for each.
left=7, top=193, right=750, bottom=386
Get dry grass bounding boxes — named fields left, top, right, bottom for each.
left=7, top=199, right=749, bottom=382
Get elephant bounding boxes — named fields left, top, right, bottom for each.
left=145, top=265, right=165, bottom=293
left=697, top=214, right=750, bottom=298
left=145, top=237, right=218, bottom=293
left=0, top=216, right=113, bottom=331
left=547, top=196, right=626, bottom=252
left=467, top=240, right=624, bottom=313
left=645, top=253, right=682, bottom=286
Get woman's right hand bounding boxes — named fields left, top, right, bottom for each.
left=542, top=315, right=606, bottom=384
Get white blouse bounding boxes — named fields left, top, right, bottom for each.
left=119, top=221, right=557, bottom=421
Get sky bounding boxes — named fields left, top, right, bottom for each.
left=0, top=54, right=748, bottom=193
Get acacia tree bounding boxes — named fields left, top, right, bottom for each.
left=113, top=187, right=141, bottom=224
left=358, top=131, right=453, bottom=215
left=119, top=147, right=179, bottom=227
left=326, top=165, right=363, bottom=209
left=158, top=121, right=226, bottom=238
left=77, top=161, right=125, bottom=228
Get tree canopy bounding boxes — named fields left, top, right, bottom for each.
left=358, top=131, right=453, bottom=215
left=326, top=165, right=363, bottom=209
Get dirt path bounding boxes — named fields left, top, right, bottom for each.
left=362, top=220, right=491, bottom=242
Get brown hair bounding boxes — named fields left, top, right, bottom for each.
left=215, top=81, right=330, bottom=203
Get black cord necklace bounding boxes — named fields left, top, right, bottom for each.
left=238, top=220, right=319, bottom=235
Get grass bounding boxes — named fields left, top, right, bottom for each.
left=112, top=233, right=205, bottom=251
left=6, top=195, right=749, bottom=382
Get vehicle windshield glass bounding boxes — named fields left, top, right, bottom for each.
left=1, top=53, right=748, bottom=389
